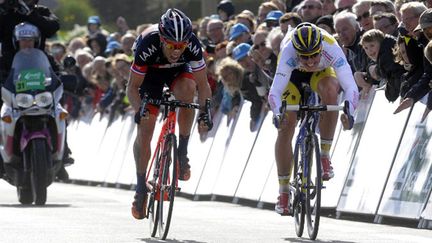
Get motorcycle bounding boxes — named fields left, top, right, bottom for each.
left=0, top=48, right=69, bottom=205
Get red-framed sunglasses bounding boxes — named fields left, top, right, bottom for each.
left=161, top=37, right=188, bottom=50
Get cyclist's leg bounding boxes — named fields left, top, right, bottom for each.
left=310, top=67, right=339, bottom=180
left=169, top=68, right=196, bottom=180
left=275, top=72, right=304, bottom=215
left=132, top=71, right=165, bottom=220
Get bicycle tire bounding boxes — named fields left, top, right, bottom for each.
left=157, top=134, right=178, bottom=240
left=292, top=140, right=305, bottom=237
left=305, top=134, right=321, bottom=240
left=148, top=144, right=162, bottom=237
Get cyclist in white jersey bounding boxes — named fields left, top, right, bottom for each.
left=268, top=23, right=359, bottom=215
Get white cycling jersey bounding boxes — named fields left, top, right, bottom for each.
left=268, top=28, right=359, bottom=115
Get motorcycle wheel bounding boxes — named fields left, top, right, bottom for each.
left=28, top=138, right=50, bottom=205
left=17, top=187, right=33, bottom=205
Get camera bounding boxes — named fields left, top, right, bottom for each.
left=0, top=0, right=30, bottom=15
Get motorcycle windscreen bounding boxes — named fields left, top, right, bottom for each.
left=10, top=48, right=52, bottom=93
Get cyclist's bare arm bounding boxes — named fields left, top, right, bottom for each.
left=127, top=71, right=145, bottom=113
left=192, top=67, right=212, bottom=109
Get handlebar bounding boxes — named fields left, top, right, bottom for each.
left=138, top=92, right=211, bottom=118
left=280, top=100, right=349, bottom=114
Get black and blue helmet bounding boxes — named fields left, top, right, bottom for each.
left=159, top=8, right=193, bottom=42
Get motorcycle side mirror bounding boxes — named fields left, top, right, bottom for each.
left=60, top=74, right=78, bottom=93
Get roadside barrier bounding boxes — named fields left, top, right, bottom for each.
left=67, top=91, right=432, bottom=228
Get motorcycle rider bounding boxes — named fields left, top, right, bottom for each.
left=0, top=22, right=72, bottom=180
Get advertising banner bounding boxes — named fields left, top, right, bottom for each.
left=421, top=194, right=432, bottom=221
left=234, top=114, right=277, bottom=201
left=322, top=89, right=376, bottom=207
left=179, top=110, right=222, bottom=194
left=212, top=102, right=261, bottom=197
left=378, top=103, right=432, bottom=219
left=194, top=103, right=242, bottom=196
left=337, top=92, right=410, bottom=214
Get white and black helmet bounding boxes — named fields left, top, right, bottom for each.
left=158, top=8, right=193, bottom=42
left=13, top=22, right=41, bottom=49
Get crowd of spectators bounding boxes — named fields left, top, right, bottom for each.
left=45, top=0, right=432, bottom=130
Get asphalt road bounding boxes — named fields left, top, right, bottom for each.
left=0, top=180, right=431, bottom=243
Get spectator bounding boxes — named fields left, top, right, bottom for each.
left=216, top=57, right=244, bottom=119
left=334, top=11, right=370, bottom=73
left=105, top=40, right=122, bottom=57
left=265, top=10, right=284, bottom=29
left=67, top=37, right=86, bottom=55
left=229, top=23, right=252, bottom=45
left=353, top=0, right=374, bottom=31
left=198, top=16, right=211, bottom=46
left=257, top=1, right=279, bottom=25
left=50, top=41, right=67, bottom=66
left=232, top=43, right=268, bottom=131
left=267, top=27, right=284, bottom=56
left=235, top=12, right=256, bottom=33
left=279, top=12, right=303, bottom=35
left=335, top=0, right=356, bottom=13
left=207, top=19, right=225, bottom=45
left=316, top=15, right=335, bottom=34
left=121, top=33, right=136, bottom=57
left=87, top=33, right=107, bottom=57
left=399, top=1, right=426, bottom=37
left=395, top=7, right=432, bottom=117
left=75, top=49, right=94, bottom=69
left=87, top=15, right=108, bottom=38
left=370, top=0, right=396, bottom=17
left=373, top=12, right=399, bottom=37
left=322, top=0, right=337, bottom=15
left=250, top=28, right=278, bottom=78
left=359, top=29, right=405, bottom=101
left=299, top=0, right=323, bottom=23
left=394, top=36, right=424, bottom=98
left=217, top=0, right=235, bottom=22
left=215, top=40, right=228, bottom=60
left=116, top=16, right=130, bottom=36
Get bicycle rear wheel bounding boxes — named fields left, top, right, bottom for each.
left=157, top=134, right=178, bottom=240
left=305, top=134, right=321, bottom=240
left=292, top=141, right=305, bottom=237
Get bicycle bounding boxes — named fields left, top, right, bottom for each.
left=280, top=83, right=348, bottom=240
left=138, top=90, right=210, bottom=240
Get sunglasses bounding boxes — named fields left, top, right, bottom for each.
left=357, top=11, right=370, bottom=21
left=253, top=42, right=266, bottom=50
left=298, top=52, right=321, bottom=60
left=161, top=37, right=188, bottom=50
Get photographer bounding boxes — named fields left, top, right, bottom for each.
left=0, top=0, right=59, bottom=82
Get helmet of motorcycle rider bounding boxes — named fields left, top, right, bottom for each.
left=12, top=22, right=41, bottom=50
left=158, top=8, right=193, bottom=42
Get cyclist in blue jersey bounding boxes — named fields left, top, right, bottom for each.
left=127, top=8, right=213, bottom=220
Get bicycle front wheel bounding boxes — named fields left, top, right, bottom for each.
left=292, top=141, right=305, bottom=237
left=157, top=134, right=178, bottom=240
left=305, top=134, right=321, bottom=240
left=148, top=144, right=162, bottom=237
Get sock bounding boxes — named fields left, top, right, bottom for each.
left=136, top=173, right=147, bottom=194
left=178, top=134, right=190, bottom=157
left=278, top=175, right=290, bottom=193
left=321, top=138, right=333, bottom=158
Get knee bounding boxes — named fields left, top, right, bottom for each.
left=319, top=78, right=339, bottom=104
left=174, top=78, right=196, bottom=101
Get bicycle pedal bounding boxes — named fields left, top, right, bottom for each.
left=176, top=187, right=181, bottom=192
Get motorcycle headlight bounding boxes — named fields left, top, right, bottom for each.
left=35, top=92, right=53, bottom=107
left=15, top=93, right=34, bottom=108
